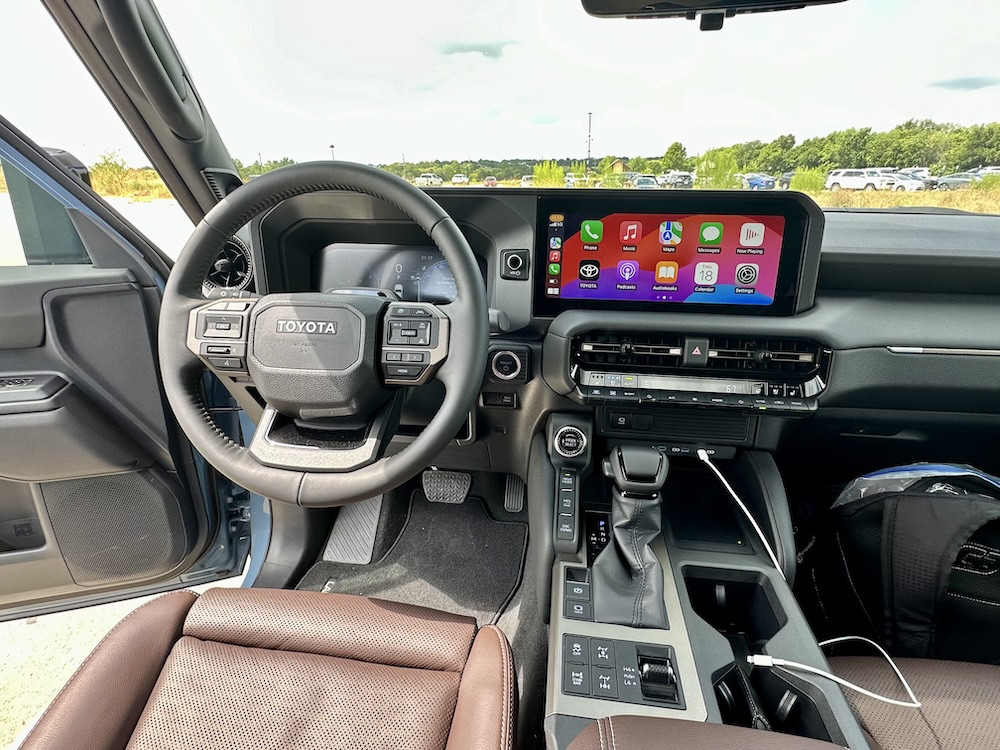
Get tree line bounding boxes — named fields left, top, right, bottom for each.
left=369, top=120, right=1000, bottom=183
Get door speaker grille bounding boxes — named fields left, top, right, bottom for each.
left=40, top=470, right=191, bottom=587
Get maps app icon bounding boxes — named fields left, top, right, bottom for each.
left=659, top=221, right=683, bottom=246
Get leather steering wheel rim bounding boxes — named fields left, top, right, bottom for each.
left=158, top=162, right=488, bottom=507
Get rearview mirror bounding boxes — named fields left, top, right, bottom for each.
left=581, top=0, right=846, bottom=30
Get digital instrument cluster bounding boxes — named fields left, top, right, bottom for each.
left=314, top=244, right=469, bottom=303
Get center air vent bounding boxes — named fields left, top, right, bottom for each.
left=573, top=331, right=829, bottom=381
left=575, top=332, right=683, bottom=371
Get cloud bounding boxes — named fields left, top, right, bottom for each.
left=930, top=76, right=1000, bottom=91
left=439, top=41, right=514, bottom=59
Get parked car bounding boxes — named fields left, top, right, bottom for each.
left=742, top=173, right=776, bottom=190
left=975, top=166, right=1000, bottom=175
left=899, top=167, right=932, bottom=180
left=825, top=169, right=896, bottom=191
left=937, top=172, right=982, bottom=190
left=565, top=172, right=588, bottom=187
left=631, top=176, right=659, bottom=189
left=451, top=173, right=469, bottom=185
left=890, top=173, right=926, bottom=192
left=779, top=171, right=795, bottom=189
left=661, top=171, right=694, bottom=189
left=483, top=175, right=498, bottom=187
left=519, top=174, right=534, bottom=187
left=415, top=172, right=443, bottom=187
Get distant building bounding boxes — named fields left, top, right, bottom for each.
left=610, top=158, right=629, bottom=174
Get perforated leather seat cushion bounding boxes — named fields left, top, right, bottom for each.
left=830, top=656, right=1000, bottom=750
left=20, top=588, right=515, bottom=750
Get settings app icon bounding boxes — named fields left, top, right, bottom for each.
left=735, top=263, right=759, bottom=286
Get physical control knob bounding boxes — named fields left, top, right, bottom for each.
left=554, top=425, right=587, bottom=459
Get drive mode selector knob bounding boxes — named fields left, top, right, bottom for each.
left=554, top=425, right=587, bottom=459
left=490, top=350, right=522, bottom=381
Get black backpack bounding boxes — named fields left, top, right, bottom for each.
left=806, top=464, right=1000, bottom=664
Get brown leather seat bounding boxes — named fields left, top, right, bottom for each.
left=830, top=656, right=1000, bottom=750
left=566, top=715, right=844, bottom=749
left=20, top=588, right=516, bottom=750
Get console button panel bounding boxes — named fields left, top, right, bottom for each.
left=562, top=634, right=685, bottom=708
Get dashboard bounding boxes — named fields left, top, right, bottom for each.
left=226, top=187, right=1000, bottom=483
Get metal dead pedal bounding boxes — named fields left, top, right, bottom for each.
left=322, top=494, right=383, bottom=564
left=504, top=474, right=526, bottom=513
left=422, top=470, right=471, bottom=504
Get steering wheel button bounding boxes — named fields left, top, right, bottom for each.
left=385, top=364, right=426, bottom=379
left=208, top=356, right=245, bottom=371
left=409, top=308, right=432, bottom=317
left=385, top=351, right=403, bottom=362
left=401, top=328, right=418, bottom=337
left=404, top=352, right=426, bottom=363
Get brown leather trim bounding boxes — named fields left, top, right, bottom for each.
left=19, top=590, right=196, bottom=750
left=566, top=716, right=846, bottom=750
left=184, top=588, right=477, bottom=672
left=446, top=625, right=517, bottom=750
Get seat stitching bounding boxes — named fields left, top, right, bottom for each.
left=23, top=591, right=197, bottom=737
left=607, top=716, right=619, bottom=750
left=948, top=591, right=1000, bottom=607
left=633, top=499, right=644, bottom=627
left=484, top=625, right=512, bottom=750
left=597, top=716, right=606, bottom=750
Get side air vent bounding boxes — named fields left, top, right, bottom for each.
left=201, top=168, right=243, bottom=201
left=203, top=237, right=254, bottom=293
left=705, top=337, right=824, bottom=378
left=574, top=332, right=683, bottom=371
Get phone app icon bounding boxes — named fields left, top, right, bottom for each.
left=699, top=222, right=724, bottom=245
left=581, top=220, right=604, bottom=243
left=655, top=261, right=679, bottom=283
left=617, top=260, right=639, bottom=281
left=549, top=236, right=562, bottom=250
left=548, top=263, right=561, bottom=275
left=735, top=263, right=759, bottom=286
left=578, top=260, right=600, bottom=280
left=548, top=250, right=561, bottom=263
left=694, top=262, right=719, bottom=286
left=739, top=222, right=765, bottom=247
left=619, top=221, right=642, bottom=243
left=659, top=221, right=683, bottom=245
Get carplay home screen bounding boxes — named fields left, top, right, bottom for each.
left=544, top=212, right=785, bottom=306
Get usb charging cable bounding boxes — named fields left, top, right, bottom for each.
left=697, top=448, right=786, bottom=580
left=748, top=636, right=921, bottom=708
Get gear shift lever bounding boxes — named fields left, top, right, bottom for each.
left=590, top=445, right=670, bottom=629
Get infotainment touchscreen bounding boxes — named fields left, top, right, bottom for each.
left=533, top=193, right=820, bottom=317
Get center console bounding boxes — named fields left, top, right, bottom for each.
left=536, top=192, right=872, bottom=749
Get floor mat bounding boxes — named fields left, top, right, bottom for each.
left=297, top=489, right=528, bottom=626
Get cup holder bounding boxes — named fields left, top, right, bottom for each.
left=684, top=567, right=833, bottom=742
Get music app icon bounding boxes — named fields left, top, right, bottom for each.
left=618, top=221, right=642, bottom=244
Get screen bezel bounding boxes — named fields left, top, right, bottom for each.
left=532, top=191, right=814, bottom=317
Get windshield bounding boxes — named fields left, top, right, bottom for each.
left=7, top=0, right=1000, bottom=216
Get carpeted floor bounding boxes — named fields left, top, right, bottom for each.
left=297, top=488, right=528, bottom=626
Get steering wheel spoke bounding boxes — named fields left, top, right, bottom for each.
left=248, top=392, right=403, bottom=472
left=186, top=297, right=259, bottom=378
left=379, top=301, right=450, bottom=386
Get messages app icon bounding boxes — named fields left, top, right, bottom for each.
left=699, top=222, right=724, bottom=245
left=581, top=220, right=604, bottom=243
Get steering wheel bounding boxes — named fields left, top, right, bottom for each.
left=158, top=162, right=488, bottom=507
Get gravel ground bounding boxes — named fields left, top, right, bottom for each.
left=0, top=576, right=243, bottom=749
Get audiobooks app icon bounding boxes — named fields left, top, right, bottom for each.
left=655, top=261, right=679, bottom=283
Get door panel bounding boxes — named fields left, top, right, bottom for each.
left=0, top=119, right=239, bottom=619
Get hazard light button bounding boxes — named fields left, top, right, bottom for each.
left=682, top=336, right=710, bottom=367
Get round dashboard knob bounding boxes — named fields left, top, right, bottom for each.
left=490, top=350, right=522, bottom=381
left=554, top=426, right=587, bottom=459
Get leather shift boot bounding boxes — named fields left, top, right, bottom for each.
left=591, top=489, right=669, bottom=629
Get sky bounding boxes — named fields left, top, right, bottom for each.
left=2, top=0, right=1000, bottom=168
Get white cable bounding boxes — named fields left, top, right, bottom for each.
left=696, top=449, right=786, bottom=580
left=747, top=648, right=921, bottom=708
